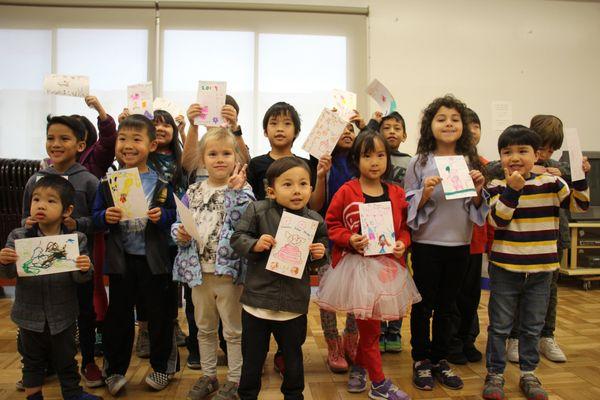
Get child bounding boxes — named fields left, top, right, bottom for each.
left=316, top=130, right=421, bottom=400
left=92, top=115, right=178, bottom=394
left=171, top=128, right=254, bottom=400
left=0, top=175, right=100, bottom=400
left=231, top=157, right=328, bottom=400
left=404, top=95, right=488, bottom=391
left=22, top=116, right=102, bottom=388
left=482, top=125, right=590, bottom=400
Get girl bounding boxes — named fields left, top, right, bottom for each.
left=404, top=95, right=488, bottom=391
left=316, top=130, right=421, bottom=400
left=172, top=127, right=254, bottom=400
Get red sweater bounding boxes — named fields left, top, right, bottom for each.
left=470, top=156, right=489, bottom=255
left=325, top=179, right=411, bottom=267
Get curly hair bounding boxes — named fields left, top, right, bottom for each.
left=415, top=95, right=484, bottom=174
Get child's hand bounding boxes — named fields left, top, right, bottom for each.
left=392, top=240, right=406, bottom=259
left=531, top=165, right=547, bottom=175
left=85, top=95, right=108, bottom=120
left=63, top=217, right=77, bottom=231
left=117, top=108, right=130, bottom=124
left=316, top=155, right=332, bottom=179
left=147, top=207, right=162, bottom=223
left=371, top=111, right=383, bottom=123
left=76, top=255, right=91, bottom=272
left=349, top=111, right=366, bottom=129
left=545, top=167, right=561, bottom=177
left=349, top=234, right=368, bottom=254
left=252, top=234, right=276, bottom=252
left=177, top=225, right=192, bottom=243
left=175, top=114, right=186, bottom=130
left=0, top=248, right=18, bottom=265
left=221, top=105, right=239, bottom=130
left=309, top=242, right=326, bottom=260
left=504, top=169, right=526, bottom=191
left=583, top=156, right=591, bottom=174
left=187, top=103, right=203, bottom=124
left=24, top=216, right=37, bottom=228
left=105, top=207, right=123, bottom=224
left=423, top=176, right=442, bottom=199
left=228, top=163, right=247, bottom=190
left=469, top=170, right=485, bottom=194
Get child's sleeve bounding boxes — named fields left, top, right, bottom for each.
left=404, top=157, right=436, bottom=231
left=20, top=174, right=36, bottom=225
left=325, top=185, right=353, bottom=248
left=230, top=202, right=263, bottom=261
left=0, top=230, right=19, bottom=278
left=171, top=193, right=191, bottom=247
left=93, top=115, right=117, bottom=176
left=74, top=175, right=100, bottom=235
left=487, top=179, right=520, bottom=228
left=464, top=189, right=490, bottom=227
left=557, top=176, right=590, bottom=212
left=92, top=181, right=109, bottom=231
left=70, top=233, right=93, bottom=283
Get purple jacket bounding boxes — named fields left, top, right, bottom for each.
left=80, top=115, right=117, bottom=179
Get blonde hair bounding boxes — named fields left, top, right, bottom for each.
left=196, top=127, right=244, bottom=169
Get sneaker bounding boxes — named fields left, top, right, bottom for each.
left=369, top=378, right=410, bottom=400
left=482, top=373, right=506, bottom=400
left=385, top=332, right=402, bottom=353
left=412, top=359, right=434, bottom=391
left=447, top=352, right=468, bottom=365
left=506, top=338, right=519, bottom=363
left=82, top=363, right=104, bottom=388
left=187, top=376, right=219, bottom=400
left=519, top=373, right=548, bottom=400
left=464, top=345, right=483, bottom=363
left=16, top=379, right=24, bottom=391
left=432, top=360, right=463, bottom=390
left=145, top=371, right=172, bottom=391
left=186, top=353, right=202, bottom=370
left=342, top=331, right=359, bottom=364
left=539, top=337, right=567, bottom=363
left=273, top=351, right=285, bottom=378
left=213, top=381, right=239, bottom=400
left=65, top=392, right=104, bottom=400
left=326, top=337, right=349, bottom=373
left=135, top=328, right=150, bottom=359
left=105, top=374, right=127, bottom=396
left=347, top=365, right=367, bottom=393
left=379, top=334, right=386, bottom=353
left=174, top=320, right=187, bottom=347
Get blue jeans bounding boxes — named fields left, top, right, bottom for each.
left=486, top=264, right=552, bottom=373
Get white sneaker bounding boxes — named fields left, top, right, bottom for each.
left=539, top=337, right=567, bottom=362
left=507, top=338, right=519, bottom=363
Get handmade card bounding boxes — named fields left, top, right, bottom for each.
left=106, top=168, right=148, bottom=220
left=302, top=108, right=347, bottom=159
left=565, top=128, right=585, bottom=182
left=153, top=97, right=183, bottom=118
left=366, top=79, right=397, bottom=115
left=15, top=234, right=80, bottom=277
left=359, top=201, right=395, bottom=256
left=332, top=89, right=357, bottom=122
left=43, top=74, right=89, bottom=97
left=174, top=196, right=202, bottom=245
left=127, top=82, right=153, bottom=119
left=195, top=81, right=227, bottom=126
left=434, top=156, right=477, bottom=200
left=266, top=211, right=319, bottom=279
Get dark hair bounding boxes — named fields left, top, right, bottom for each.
left=529, top=114, right=563, bottom=150
left=266, top=156, right=311, bottom=188
left=46, top=115, right=86, bottom=142
left=32, top=175, right=75, bottom=211
left=349, top=129, right=392, bottom=179
left=262, top=102, right=301, bottom=137
left=71, top=115, right=98, bottom=149
left=497, top=125, right=542, bottom=152
left=380, top=111, right=406, bottom=132
left=416, top=95, right=484, bottom=173
left=152, top=109, right=184, bottom=189
left=464, top=108, right=480, bottom=127
left=119, top=114, right=156, bottom=141
left=225, top=95, right=240, bottom=115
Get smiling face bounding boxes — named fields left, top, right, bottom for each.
left=358, top=136, right=388, bottom=181
left=267, top=166, right=312, bottom=210
left=537, top=145, right=555, bottom=162
left=500, top=144, right=538, bottom=178
left=431, top=106, right=463, bottom=147
left=30, top=186, right=72, bottom=226
left=116, top=127, right=157, bottom=172
left=380, top=118, right=406, bottom=150
left=336, top=123, right=356, bottom=150
left=265, top=112, right=296, bottom=151
left=46, top=124, right=86, bottom=172
left=153, top=119, right=174, bottom=150
left=202, top=138, right=237, bottom=185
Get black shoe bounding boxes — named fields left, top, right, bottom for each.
left=447, top=352, right=468, bottom=365
left=464, top=346, right=482, bottom=362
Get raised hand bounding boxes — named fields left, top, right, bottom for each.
left=316, top=155, right=332, bottom=179
left=228, top=163, right=248, bottom=190
left=85, top=95, right=108, bottom=121
left=504, top=168, right=526, bottom=191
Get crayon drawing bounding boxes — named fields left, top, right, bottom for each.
left=434, top=155, right=477, bottom=200
left=127, top=82, right=153, bottom=119
left=366, top=79, right=397, bottom=115
left=106, top=168, right=148, bottom=220
left=195, top=81, right=227, bottom=126
left=332, top=89, right=357, bottom=122
left=302, top=108, right=347, bottom=159
left=359, top=201, right=395, bottom=256
left=43, top=74, right=90, bottom=97
left=15, top=234, right=80, bottom=277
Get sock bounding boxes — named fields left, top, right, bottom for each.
left=520, top=370, right=535, bottom=377
left=27, top=391, right=43, bottom=400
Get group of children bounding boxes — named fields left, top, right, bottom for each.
left=0, top=92, right=591, bottom=400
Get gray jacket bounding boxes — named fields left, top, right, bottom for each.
left=0, top=227, right=93, bottom=335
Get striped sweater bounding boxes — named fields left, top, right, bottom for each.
left=487, top=173, right=589, bottom=273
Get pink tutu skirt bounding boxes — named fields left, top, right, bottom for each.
left=315, top=253, right=421, bottom=320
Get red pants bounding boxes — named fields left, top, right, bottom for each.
left=355, top=319, right=385, bottom=382
left=93, top=233, right=108, bottom=322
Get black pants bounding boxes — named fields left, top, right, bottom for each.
left=103, top=254, right=178, bottom=375
left=77, top=279, right=96, bottom=367
left=184, top=284, right=199, bottom=357
left=20, top=324, right=82, bottom=398
left=238, top=310, right=307, bottom=400
left=410, top=243, right=469, bottom=363
left=449, top=253, right=482, bottom=354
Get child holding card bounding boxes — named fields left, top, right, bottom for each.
left=316, top=130, right=420, bottom=400
left=92, top=115, right=178, bottom=394
left=404, top=95, right=488, bottom=391
left=231, top=157, right=328, bottom=400
left=171, top=127, right=254, bottom=400
left=0, top=176, right=100, bottom=400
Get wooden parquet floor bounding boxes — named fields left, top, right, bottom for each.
left=0, top=281, right=599, bottom=399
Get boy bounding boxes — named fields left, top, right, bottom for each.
left=92, top=115, right=178, bottom=394
left=231, top=157, right=328, bottom=400
left=22, top=116, right=102, bottom=388
left=483, top=125, right=590, bottom=400
left=0, top=176, right=100, bottom=400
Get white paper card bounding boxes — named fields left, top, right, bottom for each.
left=266, top=211, right=319, bottom=279
left=153, top=97, right=183, bottom=118
left=127, top=82, right=153, bottom=119
left=366, top=79, right=397, bottom=115
left=302, top=108, right=347, bottom=159
left=332, top=89, right=357, bottom=121
left=565, top=128, right=585, bottom=182
left=491, top=101, right=512, bottom=131
left=434, top=156, right=477, bottom=200
left=359, top=201, right=395, bottom=256
left=174, top=196, right=202, bottom=245
left=195, top=81, right=227, bottom=126
left=43, top=74, right=89, bottom=97
left=15, top=234, right=80, bottom=277
left=106, top=168, right=148, bottom=220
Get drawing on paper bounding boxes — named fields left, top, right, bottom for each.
left=195, top=81, right=227, bottom=126
left=366, top=79, right=397, bottom=115
left=434, top=156, right=477, bottom=200
left=332, top=89, right=357, bottom=122
left=302, top=108, right=347, bottom=159
left=15, top=234, right=80, bottom=277
left=359, top=201, right=395, bottom=256
left=127, top=82, right=153, bottom=119
left=43, top=74, right=90, bottom=97
left=106, top=168, right=148, bottom=220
